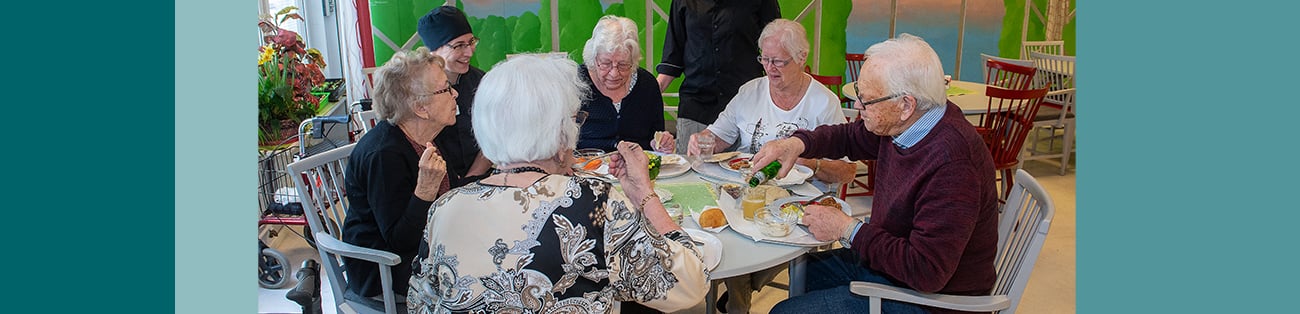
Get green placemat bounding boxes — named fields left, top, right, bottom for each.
left=657, top=182, right=718, bottom=215
left=946, top=85, right=974, bottom=96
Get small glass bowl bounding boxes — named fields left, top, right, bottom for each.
left=754, top=209, right=792, bottom=237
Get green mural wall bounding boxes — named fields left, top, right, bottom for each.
left=371, top=0, right=1067, bottom=102
left=999, top=0, right=1075, bottom=58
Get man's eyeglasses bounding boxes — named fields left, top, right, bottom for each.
left=756, top=56, right=791, bottom=67
left=445, top=37, right=479, bottom=50
left=574, top=110, right=589, bottom=125
left=596, top=60, right=633, bottom=73
left=857, top=93, right=905, bottom=108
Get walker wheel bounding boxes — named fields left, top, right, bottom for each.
left=258, top=248, right=292, bottom=289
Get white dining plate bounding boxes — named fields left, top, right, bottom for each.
left=652, top=152, right=691, bottom=179
left=768, top=195, right=853, bottom=225
left=716, top=153, right=756, bottom=173
left=771, top=164, right=815, bottom=186
left=683, top=228, right=722, bottom=272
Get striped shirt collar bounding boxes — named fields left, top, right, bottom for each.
left=893, top=104, right=946, bottom=149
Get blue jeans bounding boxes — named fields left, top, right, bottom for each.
left=771, top=249, right=928, bottom=314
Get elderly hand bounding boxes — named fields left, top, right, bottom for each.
left=686, top=132, right=714, bottom=157
left=651, top=131, right=676, bottom=154
left=750, top=137, right=806, bottom=181
left=414, top=142, right=447, bottom=201
left=608, top=141, right=653, bottom=201
left=802, top=204, right=855, bottom=242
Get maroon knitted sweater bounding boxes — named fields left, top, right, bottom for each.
left=792, top=103, right=999, bottom=299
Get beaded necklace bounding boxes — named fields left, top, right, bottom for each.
left=491, top=166, right=549, bottom=186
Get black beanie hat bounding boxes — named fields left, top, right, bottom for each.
left=418, top=6, right=473, bottom=50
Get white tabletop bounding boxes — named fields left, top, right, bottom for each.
left=654, top=172, right=813, bottom=280
left=842, top=80, right=991, bottom=115
left=946, top=80, right=993, bottom=115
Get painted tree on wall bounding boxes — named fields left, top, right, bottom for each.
left=540, top=0, right=605, bottom=63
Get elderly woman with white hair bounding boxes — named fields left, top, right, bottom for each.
left=684, top=19, right=860, bottom=313
left=578, top=15, right=675, bottom=153
left=406, top=54, right=708, bottom=314
left=343, top=46, right=456, bottom=306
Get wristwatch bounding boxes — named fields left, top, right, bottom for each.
left=839, top=218, right=865, bottom=248
left=663, top=229, right=689, bottom=243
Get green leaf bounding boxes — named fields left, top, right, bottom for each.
left=275, top=6, right=296, bottom=17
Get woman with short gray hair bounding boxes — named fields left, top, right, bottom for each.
left=577, top=15, right=676, bottom=153
left=343, top=46, right=458, bottom=305
left=406, top=54, right=708, bottom=314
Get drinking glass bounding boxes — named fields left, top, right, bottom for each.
left=664, top=202, right=684, bottom=225
left=691, top=135, right=716, bottom=167
left=741, top=182, right=766, bottom=222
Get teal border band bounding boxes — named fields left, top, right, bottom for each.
left=7, top=0, right=175, bottom=312
left=1081, top=2, right=1299, bottom=312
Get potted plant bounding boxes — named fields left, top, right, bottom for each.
left=258, top=6, right=326, bottom=145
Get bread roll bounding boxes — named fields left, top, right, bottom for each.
left=699, top=207, right=727, bottom=228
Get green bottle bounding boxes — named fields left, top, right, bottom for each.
left=748, top=160, right=782, bottom=187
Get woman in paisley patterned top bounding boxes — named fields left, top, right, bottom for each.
left=407, top=53, right=709, bottom=313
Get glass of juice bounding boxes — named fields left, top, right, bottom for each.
left=741, top=186, right=766, bottom=221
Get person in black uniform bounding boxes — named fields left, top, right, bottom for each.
left=656, top=0, right=781, bottom=154
left=418, top=6, right=493, bottom=188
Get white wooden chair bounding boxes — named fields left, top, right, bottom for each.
left=356, top=110, right=379, bottom=134
left=1020, top=41, right=1064, bottom=60
left=287, top=143, right=404, bottom=314
left=1021, top=51, right=1077, bottom=175
left=848, top=169, right=1055, bottom=314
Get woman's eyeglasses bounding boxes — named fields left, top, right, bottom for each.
left=419, top=81, right=455, bottom=97
left=756, top=56, right=791, bottom=67
left=596, top=60, right=633, bottom=73
left=446, top=37, right=479, bottom=51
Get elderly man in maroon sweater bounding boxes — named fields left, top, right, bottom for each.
left=756, top=34, right=999, bottom=314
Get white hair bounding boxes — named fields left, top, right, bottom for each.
left=862, top=33, right=946, bottom=111
left=372, top=46, right=445, bottom=123
left=582, top=15, right=642, bottom=68
left=758, top=19, right=809, bottom=63
left=472, top=54, right=590, bottom=165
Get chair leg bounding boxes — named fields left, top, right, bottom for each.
left=999, top=168, right=1014, bottom=202
left=1059, top=121, right=1075, bottom=175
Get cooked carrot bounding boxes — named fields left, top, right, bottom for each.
left=583, top=158, right=603, bottom=171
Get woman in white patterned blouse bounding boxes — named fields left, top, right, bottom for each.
left=406, top=53, right=709, bottom=314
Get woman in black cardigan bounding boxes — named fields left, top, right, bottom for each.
left=577, top=15, right=676, bottom=153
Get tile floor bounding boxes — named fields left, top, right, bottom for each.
left=258, top=160, right=1075, bottom=314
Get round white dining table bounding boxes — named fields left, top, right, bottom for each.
left=842, top=80, right=991, bottom=114
left=651, top=169, right=817, bottom=314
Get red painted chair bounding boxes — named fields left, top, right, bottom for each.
left=984, top=58, right=1037, bottom=91
left=846, top=53, right=865, bottom=82
left=979, top=86, right=1049, bottom=201
left=807, top=66, right=851, bottom=107
left=834, top=108, right=877, bottom=200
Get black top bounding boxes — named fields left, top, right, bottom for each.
left=656, top=0, right=780, bottom=124
left=433, top=65, right=488, bottom=188
left=343, top=120, right=435, bottom=297
left=578, top=65, right=666, bottom=151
